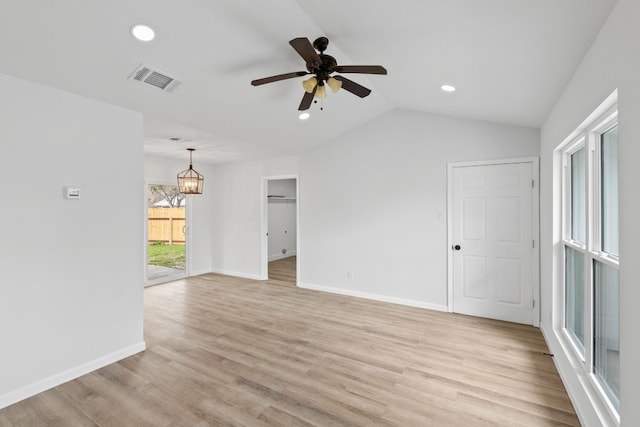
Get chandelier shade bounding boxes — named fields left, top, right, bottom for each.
left=177, top=148, right=204, bottom=194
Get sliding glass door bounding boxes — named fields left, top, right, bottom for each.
left=146, top=183, right=187, bottom=285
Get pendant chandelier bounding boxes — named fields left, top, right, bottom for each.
left=177, top=148, right=204, bottom=194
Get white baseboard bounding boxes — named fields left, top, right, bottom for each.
left=297, top=282, right=448, bottom=312
left=0, top=341, right=146, bottom=410
left=210, top=268, right=263, bottom=281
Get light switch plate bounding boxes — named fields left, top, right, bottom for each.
left=64, top=186, right=80, bottom=199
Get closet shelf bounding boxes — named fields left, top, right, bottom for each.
left=268, top=195, right=296, bottom=201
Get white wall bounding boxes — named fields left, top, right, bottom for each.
left=0, top=73, right=145, bottom=408
left=209, top=156, right=298, bottom=279
left=144, top=154, right=216, bottom=276
left=298, top=109, right=539, bottom=309
left=267, top=179, right=297, bottom=261
left=540, top=0, right=640, bottom=425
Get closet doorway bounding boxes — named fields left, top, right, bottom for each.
left=261, top=176, right=298, bottom=286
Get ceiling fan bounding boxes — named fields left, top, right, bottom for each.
left=251, top=37, right=387, bottom=111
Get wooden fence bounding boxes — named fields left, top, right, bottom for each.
left=148, top=207, right=185, bottom=244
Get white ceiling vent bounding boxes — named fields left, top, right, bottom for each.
left=128, top=64, right=181, bottom=92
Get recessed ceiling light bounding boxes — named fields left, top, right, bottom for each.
left=441, top=84, right=456, bottom=92
left=299, top=112, right=310, bottom=120
left=130, top=24, right=155, bottom=42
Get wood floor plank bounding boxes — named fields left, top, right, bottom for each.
left=267, top=256, right=296, bottom=285
left=0, top=267, right=579, bottom=426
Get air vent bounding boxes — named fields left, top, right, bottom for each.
left=128, top=64, right=181, bottom=92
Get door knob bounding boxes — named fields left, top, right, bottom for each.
left=452, top=244, right=461, bottom=250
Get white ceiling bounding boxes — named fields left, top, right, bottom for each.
left=0, top=0, right=617, bottom=164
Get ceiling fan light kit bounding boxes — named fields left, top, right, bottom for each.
left=326, top=76, right=342, bottom=93
left=302, top=76, right=317, bottom=93
left=315, top=84, right=327, bottom=99
left=251, top=36, right=387, bottom=111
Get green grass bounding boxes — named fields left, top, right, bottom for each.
left=148, top=242, right=185, bottom=268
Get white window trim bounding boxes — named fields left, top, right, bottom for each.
left=555, top=93, right=619, bottom=425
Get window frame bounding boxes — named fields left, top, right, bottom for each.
left=559, top=104, right=619, bottom=421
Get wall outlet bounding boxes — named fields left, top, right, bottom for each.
left=346, top=271, right=353, bottom=279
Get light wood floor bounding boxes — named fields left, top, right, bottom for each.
left=0, top=271, right=579, bottom=426
left=268, top=256, right=296, bottom=285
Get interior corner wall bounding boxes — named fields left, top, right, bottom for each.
left=298, top=109, right=539, bottom=309
left=209, top=156, right=298, bottom=279
left=144, top=154, right=216, bottom=276
left=539, top=0, right=640, bottom=425
left=0, top=73, right=145, bottom=408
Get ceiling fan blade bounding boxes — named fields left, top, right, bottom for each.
left=289, top=37, right=322, bottom=67
left=333, top=65, right=387, bottom=75
left=298, top=86, right=317, bottom=111
left=251, top=71, right=308, bottom=86
left=333, top=76, right=371, bottom=98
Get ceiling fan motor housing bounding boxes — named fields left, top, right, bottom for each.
left=312, top=37, right=329, bottom=53
left=307, top=54, right=337, bottom=82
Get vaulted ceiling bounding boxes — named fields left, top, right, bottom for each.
left=0, top=0, right=617, bottom=163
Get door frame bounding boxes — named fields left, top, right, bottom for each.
left=446, top=157, right=540, bottom=326
left=144, top=179, right=191, bottom=287
left=260, top=174, right=300, bottom=284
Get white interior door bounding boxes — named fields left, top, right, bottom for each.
left=451, top=161, right=535, bottom=324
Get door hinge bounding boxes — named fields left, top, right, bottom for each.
left=533, top=299, right=535, bottom=309
left=532, top=179, right=535, bottom=188
left=532, top=240, right=535, bottom=248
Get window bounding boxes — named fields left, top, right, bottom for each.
left=594, top=261, right=619, bottom=409
left=565, top=246, right=585, bottom=350
left=560, top=105, right=619, bottom=415
left=565, top=143, right=586, bottom=352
